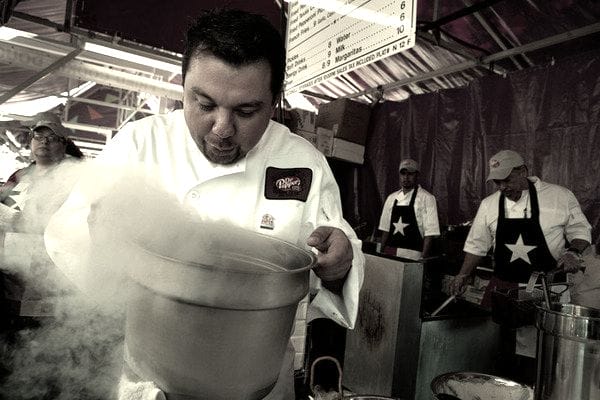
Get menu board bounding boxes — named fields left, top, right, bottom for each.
left=284, top=0, right=417, bottom=95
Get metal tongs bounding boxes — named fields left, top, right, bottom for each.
left=528, top=264, right=584, bottom=309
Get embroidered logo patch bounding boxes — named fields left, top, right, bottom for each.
left=265, top=167, right=312, bottom=202
left=260, top=213, right=275, bottom=230
left=490, top=159, right=500, bottom=168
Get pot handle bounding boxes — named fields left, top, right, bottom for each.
left=310, top=356, right=343, bottom=397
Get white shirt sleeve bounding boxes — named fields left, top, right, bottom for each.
left=563, top=189, right=592, bottom=244
left=463, top=198, right=495, bottom=257
left=44, top=123, right=140, bottom=298
left=422, top=192, right=440, bottom=237
left=378, top=193, right=396, bottom=232
left=305, top=157, right=364, bottom=330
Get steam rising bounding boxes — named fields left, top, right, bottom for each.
left=2, top=160, right=309, bottom=399
left=1, top=163, right=207, bottom=399
left=1, top=160, right=125, bottom=400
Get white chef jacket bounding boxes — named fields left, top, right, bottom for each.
left=570, top=246, right=600, bottom=310
left=463, top=177, right=591, bottom=259
left=44, top=110, right=364, bottom=400
left=1, top=158, right=83, bottom=306
left=378, top=185, right=440, bottom=259
left=0, top=157, right=82, bottom=233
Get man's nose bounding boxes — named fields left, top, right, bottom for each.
left=212, top=110, right=235, bottom=139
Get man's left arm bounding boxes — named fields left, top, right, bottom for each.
left=421, top=193, right=441, bottom=259
left=557, top=191, right=592, bottom=272
left=307, top=226, right=353, bottom=294
left=306, top=222, right=364, bottom=329
left=304, top=160, right=365, bottom=329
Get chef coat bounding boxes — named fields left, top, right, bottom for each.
left=1, top=157, right=82, bottom=233
left=463, top=176, right=591, bottom=358
left=1, top=158, right=82, bottom=307
left=378, top=185, right=439, bottom=260
left=570, top=246, right=600, bottom=310
left=44, top=109, right=364, bottom=399
left=463, top=177, right=591, bottom=260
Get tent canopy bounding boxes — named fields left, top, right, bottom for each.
left=0, top=0, right=598, bottom=156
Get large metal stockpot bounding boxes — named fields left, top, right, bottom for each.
left=535, top=303, right=600, bottom=400
left=122, top=223, right=316, bottom=400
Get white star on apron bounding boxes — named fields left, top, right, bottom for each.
left=505, top=234, right=537, bottom=264
left=393, top=216, right=410, bottom=236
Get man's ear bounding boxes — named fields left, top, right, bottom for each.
left=518, top=165, right=529, bottom=176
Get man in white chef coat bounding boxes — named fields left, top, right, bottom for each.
left=450, top=149, right=591, bottom=383
left=44, top=9, right=364, bottom=400
left=378, top=158, right=440, bottom=260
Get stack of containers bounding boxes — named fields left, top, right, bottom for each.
left=288, top=108, right=317, bottom=148
left=315, top=98, right=372, bottom=164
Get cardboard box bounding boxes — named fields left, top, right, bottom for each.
left=316, top=98, right=372, bottom=145
left=287, top=108, right=316, bottom=133
left=330, top=138, right=365, bottom=164
left=316, top=127, right=334, bottom=156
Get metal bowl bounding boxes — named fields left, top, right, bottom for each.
left=344, top=397, right=402, bottom=400
left=431, top=371, right=533, bottom=400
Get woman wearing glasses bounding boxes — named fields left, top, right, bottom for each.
left=0, top=114, right=85, bottom=393
left=0, top=114, right=84, bottom=231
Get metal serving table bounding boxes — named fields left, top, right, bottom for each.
left=343, top=253, right=501, bottom=400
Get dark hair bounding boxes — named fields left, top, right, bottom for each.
left=28, top=127, right=84, bottom=159
left=182, top=9, right=285, bottom=101
left=65, top=138, right=84, bottom=159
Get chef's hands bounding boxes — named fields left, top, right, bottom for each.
left=307, top=226, right=353, bottom=292
left=449, top=273, right=471, bottom=296
left=557, top=251, right=585, bottom=273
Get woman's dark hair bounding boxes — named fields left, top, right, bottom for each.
left=65, top=138, right=84, bottom=159
left=182, top=9, right=286, bottom=101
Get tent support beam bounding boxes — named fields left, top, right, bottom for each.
left=343, top=21, right=600, bottom=100
left=419, top=0, right=507, bottom=32
left=0, top=40, right=182, bottom=100
left=462, top=0, right=531, bottom=69
left=0, top=48, right=82, bottom=105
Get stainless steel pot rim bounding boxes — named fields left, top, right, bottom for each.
left=130, top=236, right=317, bottom=275
left=535, top=302, right=600, bottom=321
left=431, top=371, right=532, bottom=389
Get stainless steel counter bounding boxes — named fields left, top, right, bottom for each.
left=343, top=253, right=501, bottom=400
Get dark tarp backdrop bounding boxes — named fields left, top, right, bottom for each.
left=334, top=49, right=600, bottom=245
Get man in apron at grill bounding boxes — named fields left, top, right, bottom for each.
left=449, top=149, right=591, bottom=384
left=378, top=159, right=440, bottom=261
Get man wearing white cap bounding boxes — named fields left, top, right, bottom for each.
left=449, top=149, right=591, bottom=382
left=377, top=158, right=440, bottom=261
left=450, top=149, right=591, bottom=300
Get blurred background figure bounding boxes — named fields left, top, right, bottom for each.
left=0, top=113, right=94, bottom=399
left=570, top=240, right=600, bottom=310
left=0, top=112, right=84, bottom=232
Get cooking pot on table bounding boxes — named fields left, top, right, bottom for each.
left=535, top=303, right=600, bottom=400
left=123, top=222, right=316, bottom=400
left=431, top=371, right=533, bottom=400
left=309, top=356, right=403, bottom=400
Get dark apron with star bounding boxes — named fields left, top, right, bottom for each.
left=494, top=180, right=556, bottom=282
left=384, top=187, right=423, bottom=253
left=483, top=180, right=558, bottom=308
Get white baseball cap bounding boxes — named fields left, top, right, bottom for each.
left=486, top=150, right=525, bottom=181
left=399, top=158, right=419, bottom=173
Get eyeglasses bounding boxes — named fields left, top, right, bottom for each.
left=31, top=133, right=65, bottom=143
